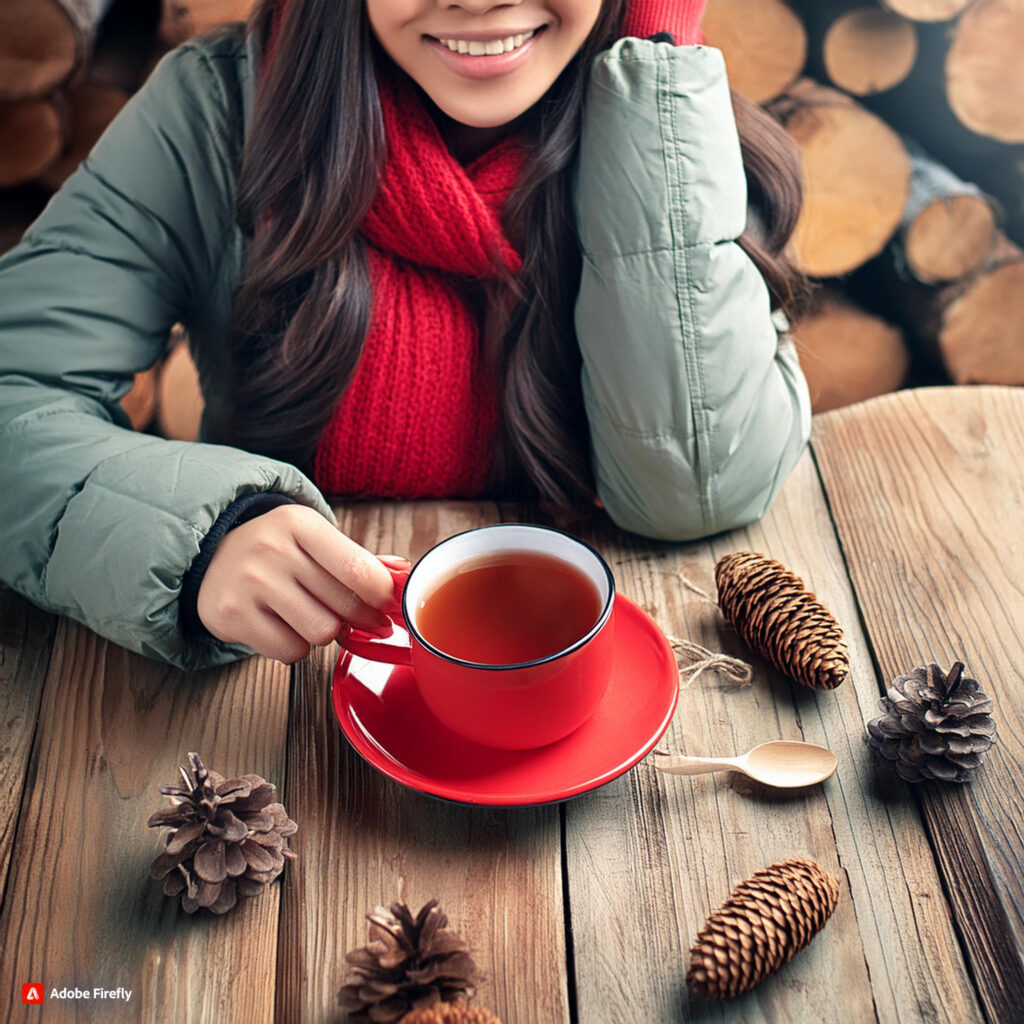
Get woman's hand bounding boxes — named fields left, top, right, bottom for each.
left=196, top=503, right=405, bottom=664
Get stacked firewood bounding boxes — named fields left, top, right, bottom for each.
left=1, top=0, right=1021, bottom=427
left=0, top=0, right=255, bottom=433
left=705, top=0, right=1024, bottom=409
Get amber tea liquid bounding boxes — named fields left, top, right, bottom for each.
left=416, top=550, right=603, bottom=665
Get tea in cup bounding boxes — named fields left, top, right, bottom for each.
left=338, top=524, right=616, bottom=749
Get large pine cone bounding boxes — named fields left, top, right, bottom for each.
left=866, top=662, right=996, bottom=782
left=339, top=900, right=482, bottom=1023
left=148, top=752, right=297, bottom=915
left=688, top=858, right=840, bottom=999
left=400, top=1003, right=502, bottom=1024
left=715, top=551, right=849, bottom=690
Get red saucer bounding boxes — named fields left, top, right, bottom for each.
left=332, top=594, right=679, bottom=807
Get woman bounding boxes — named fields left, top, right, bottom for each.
left=0, top=0, right=810, bottom=669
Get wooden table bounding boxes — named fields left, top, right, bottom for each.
left=2, top=386, right=1023, bottom=1023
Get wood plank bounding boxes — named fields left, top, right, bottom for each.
left=275, top=500, right=570, bottom=1024
left=0, top=590, right=56, bottom=907
left=0, top=616, right=291, bottom=1024
left=811, top=386, right=1024, bottom=1022
left=566, top=450, right=981, bottom=1021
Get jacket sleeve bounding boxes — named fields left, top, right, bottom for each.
left=573, top=39, right=811, bottom=541
left=0, top=41, right=338, bottom=671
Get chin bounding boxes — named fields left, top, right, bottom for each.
left=435, top=102, right=529, bottom=130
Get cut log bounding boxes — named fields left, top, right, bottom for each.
left=701, top=0, right=807, bottom=104
left=855, top=236, right=1024, bottom=384
left=946, top=0, right=1024, bottom=143
left=862, top=20, right=1024, bottom=247
left=156, top=331, right=205, bottom=442
left=792, top=287, right=910, bottom=413
left=933, top=241, right=1024, bottom=384
left=768, top=79, right=911, bottom=277
left=36, top=81, right=128, bottom=190
left=0, top=0, right=115, bottom=102
left=121, top=368, right=158, bottom=432
left=823, top=7, right=917, bottom=96
left=880, top=0, right=972, bottom=21
left=0, top=97, right=65, bottom=188
left=898, top=141, right=997, bottom=284
left=159, top=0, right=257, bottom=46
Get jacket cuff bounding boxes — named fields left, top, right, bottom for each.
left=621, top=1, right=705, bottom=44
left=180, top=491, right=297, bottom=642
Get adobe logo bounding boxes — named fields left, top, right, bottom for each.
left=22, top=984, right=44, bottom=1004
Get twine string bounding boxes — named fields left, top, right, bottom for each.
left=676, top=570, right=719, bottom=608
left=666, top=635, right=753, bottom=690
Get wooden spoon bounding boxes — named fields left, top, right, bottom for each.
left=653, top=740, right=838, bottom=788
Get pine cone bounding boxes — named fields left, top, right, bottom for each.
left=400, top=1002, right=502, bottom=1024
left=147, top=752, right=297, bottom=915
left=339, top=899, right=482, bottom=1023
left=866, top=662, right=996, bottom=782
left=688, top=858, right=840, bottom=999
left=715, top=551, right=849, bottom=690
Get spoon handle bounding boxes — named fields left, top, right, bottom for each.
left=653, top=753, right=741, bottom=777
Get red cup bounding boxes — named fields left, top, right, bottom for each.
left=337, top=524, right=616, bottom=750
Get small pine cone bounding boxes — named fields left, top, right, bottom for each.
left=147, top=752, right=297, bottom=915
left=339, top=899, right=482, bottom=1023
left=687, top=858, right=840, bottom=999
left=715, top=551, right=849, bottom=690
left=866, top=662, right=996, bottom=782
left=400, top=1002, right=502, bottom=1024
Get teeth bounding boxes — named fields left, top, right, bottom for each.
left=437, top=30, right=534, bottom=56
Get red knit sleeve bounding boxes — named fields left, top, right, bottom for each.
left=620, top=1, right=706, bottom=45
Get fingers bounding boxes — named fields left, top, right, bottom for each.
left=195, top=504, right=413, bottom=664
left=292, top=557, right=393, bottom=635
left=292, top=514, right=397, bottom=609
left=247, top=608, right=317, bottom=665
left=259, top=578, right=350, bottom=649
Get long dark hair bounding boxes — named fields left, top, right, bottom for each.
left=217, top=0, right=807, bottom=512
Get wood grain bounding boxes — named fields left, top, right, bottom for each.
left=811, top=386, right=1024, bottom=1022
left=0, top=591, right=56, bottom=909
left=275, top=500, right=570, bottom=1024
left=0, top=617, right=291, bottom=1024
left=565, top=450, right=980, bottom=1022
left=5, top=392, right=1021, bottom=1024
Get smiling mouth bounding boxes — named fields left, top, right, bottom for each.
left=429, top=26, right=546, bottom=57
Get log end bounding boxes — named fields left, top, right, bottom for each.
left=156, top=336, right=205, bottom=442
left=946, top=0, right=1024, bottom=143
left=121, top=369, right=158, bottom=431
left=906, top=195, right=997, bottom=283
left=0, top=0, right=79, bottom=102
left=941, top=261, right=1024, bottom=384
left=0, top=99, right=64, bottom=189
left=784, top=96, right=911, bottom=277
left=824, top=8, right=918, bottom=97
left=702, top=0, right=807, bottom=104
left=883, top=0, right=972, bottom=23
left=793, top=294, right=910, bottom=413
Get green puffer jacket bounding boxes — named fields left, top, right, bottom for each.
left=0, top=29, right=811, bottom=670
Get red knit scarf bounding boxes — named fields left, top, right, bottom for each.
left=312, top=74, right=526, bottom=498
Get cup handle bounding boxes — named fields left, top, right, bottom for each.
left=336, top=565, right=413, bottom=666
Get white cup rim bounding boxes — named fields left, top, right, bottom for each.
left=401, top=523, right=615, bottom=671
